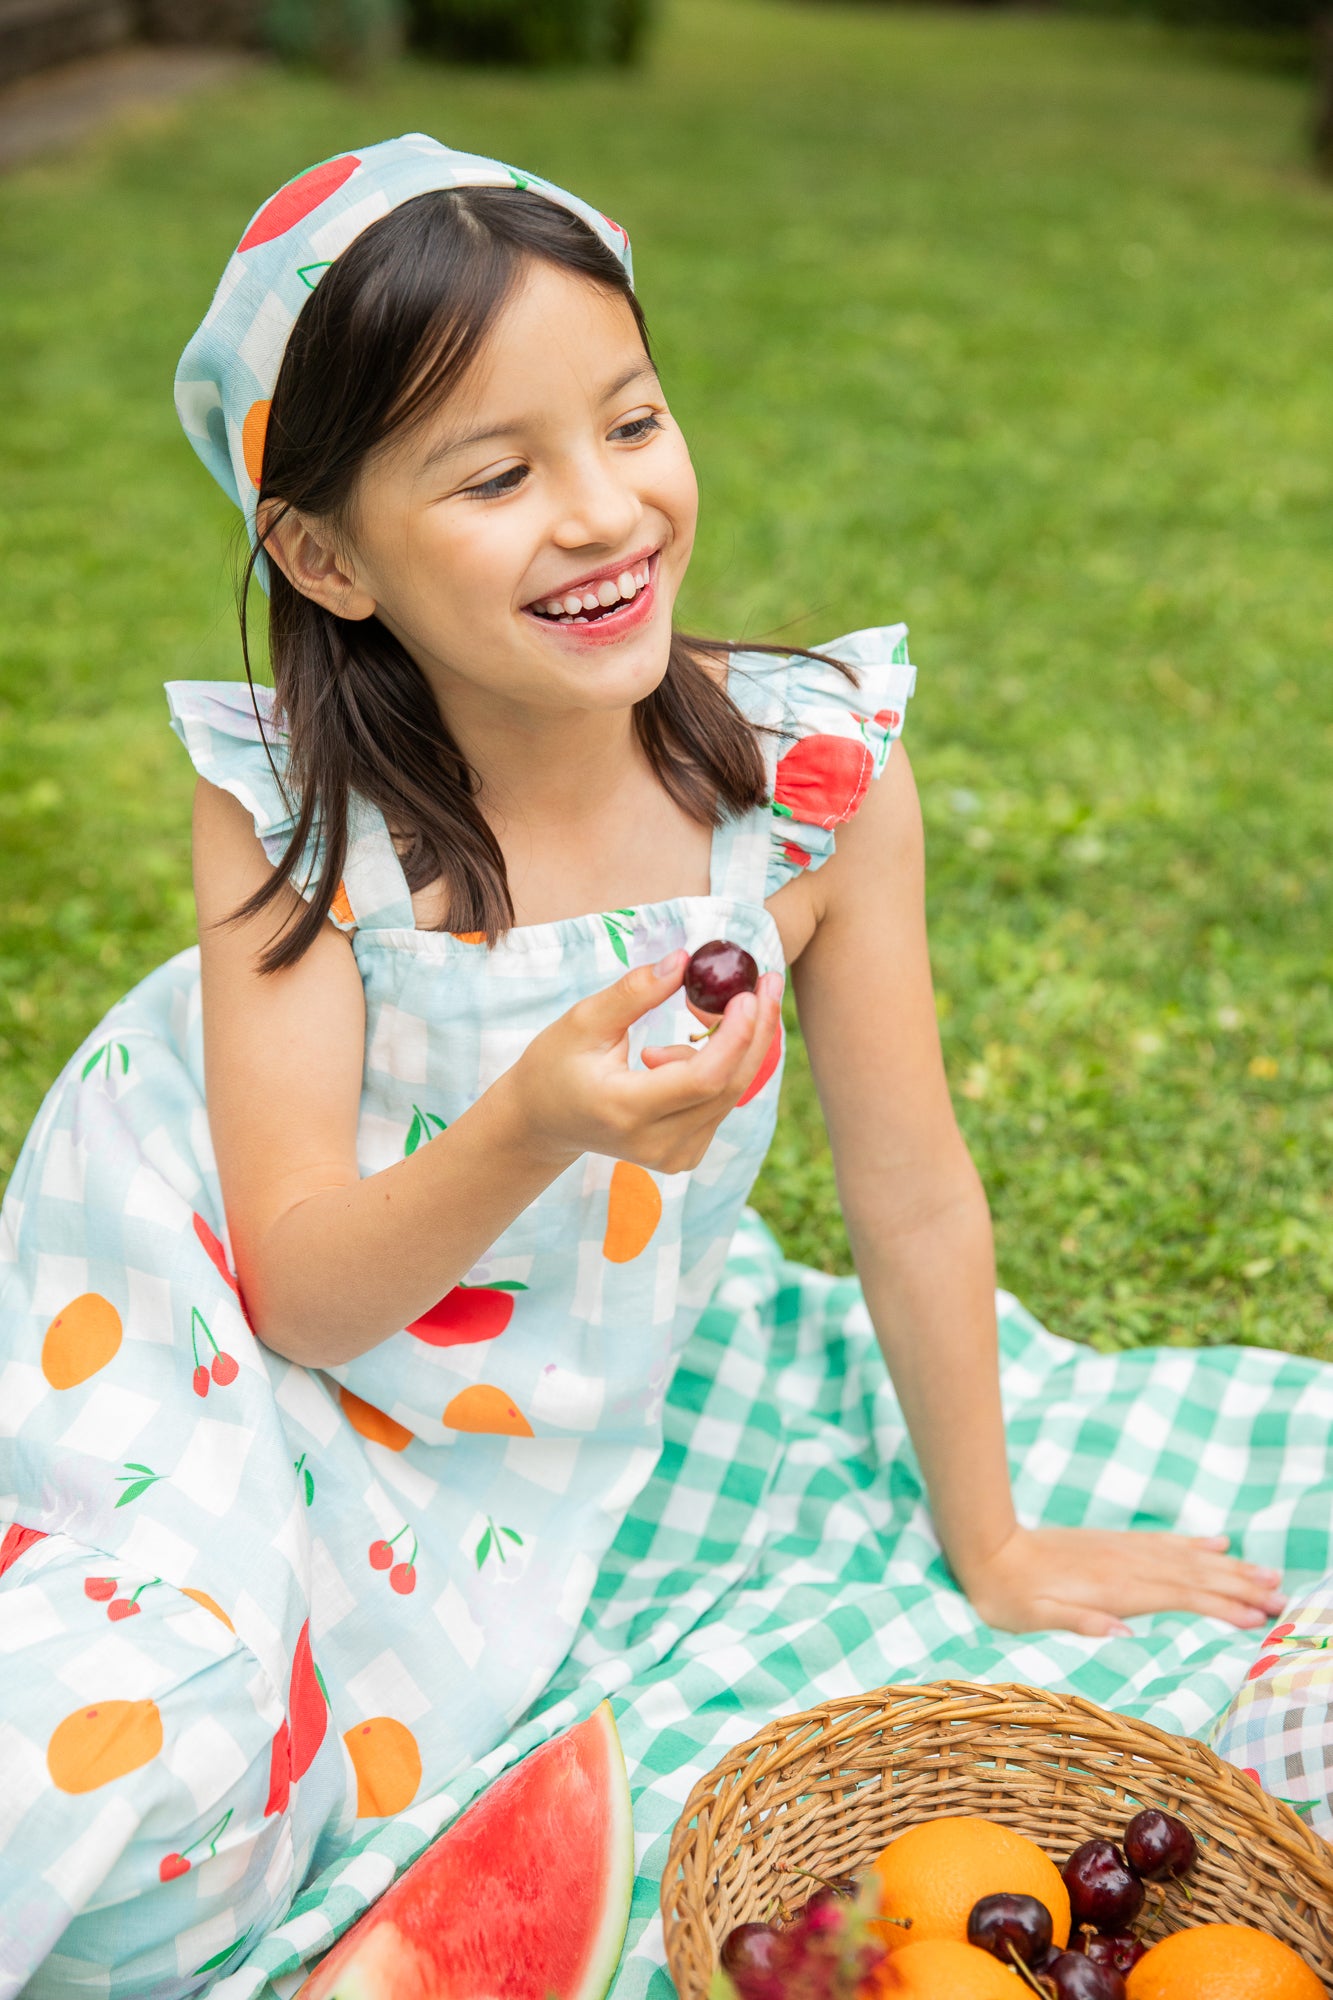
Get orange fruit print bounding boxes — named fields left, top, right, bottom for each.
left=241, top=399, right=270, bottom=488
left=340, top=1385, right=413, bottom=1451
left=343, top=1716, right=422, bottom=1817
left=41, top=1293, right=122, bottom=1389
left=773, top=733, right=874, bottom=829
left=603, top=1162, right=662, bottom=1262
left=47, top=1698, right=163, bottom=1793
left=442, top=1385, right=533, bottom=1436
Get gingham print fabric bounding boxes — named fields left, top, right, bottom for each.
left=173, top=134, right=633, bottom=548
left=201, top=1215, right=1333, bottom=2000
left=0, top=632, right=911, bottom=1998
left=1209, top=1568, right=1333, bottom=1841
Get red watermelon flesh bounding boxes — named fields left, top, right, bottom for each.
left=296, top=1702, right=633, bottom=2000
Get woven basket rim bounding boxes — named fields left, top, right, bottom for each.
left=661, top=1678, right=1333, bottom=1992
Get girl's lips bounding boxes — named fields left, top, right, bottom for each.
left=522, top=551, right=660, bottom=648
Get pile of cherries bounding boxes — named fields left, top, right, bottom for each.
left=966, top=1809, right=1197, bottom=1999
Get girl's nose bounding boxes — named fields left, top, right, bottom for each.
left=551, top=450, right=642, bottom=552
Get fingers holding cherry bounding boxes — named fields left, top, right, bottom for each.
left=684, top=941, right=758, bottom=1020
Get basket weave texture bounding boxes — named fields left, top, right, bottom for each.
left=662, top=1681, right=1333, bottom=1997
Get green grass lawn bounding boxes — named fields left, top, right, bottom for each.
left=2, top=0, right=1330, bottom=1354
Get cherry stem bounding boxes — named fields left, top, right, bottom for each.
left=688, top=1026, right=719, bottom=1043
left=190, top=1306, right=218, bottom=1359
left=1007, top=1948, right=1055, bottom=1999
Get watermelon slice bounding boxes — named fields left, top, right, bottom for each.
left=296, top=1702, right=633, bottom=2000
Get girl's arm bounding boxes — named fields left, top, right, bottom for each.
left=790, top=745, right=1285, bottom=1637
left=194, top=778, right=780, bottom=1370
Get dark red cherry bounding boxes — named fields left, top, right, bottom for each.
left=684, top=940, right=759, bottom=1016
left=1040, top=1950, right=1128, bottom=1999
left=1079, top=1931, right=1148, bottom=1973
left=1062, top=1838, right=1145, bottom=1931
left=804, top=1877, right=858, bottom=1916
left=1122, top=1808, right=1196, bottom=1882
left=967, top=1891, right=1053, bottom=1966
left=719, top=1921, right=782, bottom=1983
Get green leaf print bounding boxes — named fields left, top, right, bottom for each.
left=474, top=1526, right=493, bottom=1569
left=303, top=1467, right=315, bottom=1506
left=475, top=1515, right=522, bottom=1569
left=404, top=1106, right=448, bottom=1157
left=193, top=1929, right=253, bottom=1976
left=81, top=1040, right=130, bottom=1082
left=601, top=909, right=636, bottom=966
left=114, top=1462, right=163, bottom=1507
left=501, top=1526, right=523, bottom=1546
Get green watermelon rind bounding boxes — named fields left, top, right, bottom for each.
left=576, top=1701, right=635, bottom=2000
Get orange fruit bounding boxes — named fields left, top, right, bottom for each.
left=1126, top=1923, right=1324, bottom=1999
left=47, top=1699, right=163, bottom=1793
left=41, top=1293, right=122, bottom=1389
left=179, top=1587, right=234, bottom=1631
left=340, top=1386, right=413, bottom=1451
left=442, top=1384, right=533, bottom=1436
left=602, top=1162, right=662, bottom=1262
left=869, top=1815, right=1071, bottom=1954
left=343, top=1716, right=422, bottom=1817
left=860, top=1938, right=1020, bottom=1996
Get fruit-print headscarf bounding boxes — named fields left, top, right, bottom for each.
left=174, top=133, right=634, bottom=547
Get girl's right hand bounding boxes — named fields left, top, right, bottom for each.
left=508, top=950, right=783, bottom=1175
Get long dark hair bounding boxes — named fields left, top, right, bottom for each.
left=233, top=188, right=850, bottom=972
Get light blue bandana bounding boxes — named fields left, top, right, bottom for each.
left=174, top=133, right=633, bottom=544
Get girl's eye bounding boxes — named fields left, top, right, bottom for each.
left=611, top=414, right=663, bottom=442
left=463, top=465, right=527, bottom=501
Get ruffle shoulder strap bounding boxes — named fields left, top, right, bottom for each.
left=164, top=681, right=361, bottom=931
left=729, top=624, right=916, bottom=900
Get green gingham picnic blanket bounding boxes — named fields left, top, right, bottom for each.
left=213, top=1208, right=1333, bottom=1998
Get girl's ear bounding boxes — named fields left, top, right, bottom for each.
left=257, top=501, right=377, bottom=622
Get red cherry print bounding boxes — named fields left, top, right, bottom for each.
left=782, top=841, right=812, bottom=870
left=773, top=733, right=874, bottom=830
left=389, top=1563, right=417, bottom=1595
left=737, top=1023, right=783, bottom=1108
left=1265, top=1621, right=1296, bottom=1645
left=873, top=707, right=902, bottom=731
left=159, top=1852, right=191, bottom=1882
left=1241, top=1766, right=1263, bottom=1786
left=368, top=1540, right=393, bottom=1570
left=0, top=1524, right=47, bottom=1578
left=84, top=1576, right=117, bottom=1602
left=408, top=1286, right=516, bottom=1346
left=211, top=1351, right=239, bottom=1386
left=108, top=1598, right=141, bottom=1621
left=192, top=1364, right=210, bottom=1398
left=237, top=156, right=361, bottom=252
left=193, top=1212, right=239, bottom=1295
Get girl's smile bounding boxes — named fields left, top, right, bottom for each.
left=523, top=547, right=659, bottom=645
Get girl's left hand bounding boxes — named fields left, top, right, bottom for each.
left=956, top=1525, right=1287, bottom=1638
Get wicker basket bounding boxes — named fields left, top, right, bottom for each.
left=662, top=1681, right=1333, bottom=1997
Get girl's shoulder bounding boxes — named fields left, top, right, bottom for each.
left=165, top=680, right=356, bottom=936
left=725, top=623, right=917, bottom=897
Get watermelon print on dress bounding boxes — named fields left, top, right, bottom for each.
left=773, top=732, right=875, bottom=831
left=238, top=156, right=361, bottom=252
left=295, top=1702, right=633, bottom=2000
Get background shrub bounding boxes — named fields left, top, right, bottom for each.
left=406, top=0, right=654, bottom=65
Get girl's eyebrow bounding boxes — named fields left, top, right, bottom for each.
left=422, top=361, right=658, bottom=467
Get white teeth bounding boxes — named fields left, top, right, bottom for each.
left=562, top=593, right=585, bottom=616
left=616, top=571, right=637, bottom=599
left=596, top=577, right=621, bottom=608
left=545, top=599, right=564, bottom=618
left=533, top=558, right=654, bottom=622
left=580, top=590, right=601, bottom=612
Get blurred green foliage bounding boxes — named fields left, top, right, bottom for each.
left=0, top=0, right=1330, bottom=1355
left=406, top=0, right=654, bottom=65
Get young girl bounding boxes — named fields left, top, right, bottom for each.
left=0, top=135, right=1300, bottom=2000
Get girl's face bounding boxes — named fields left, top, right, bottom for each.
left=334, top=258, right=699, bottom=720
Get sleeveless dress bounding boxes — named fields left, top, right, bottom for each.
left=0, top=627, right=914, bottom=2000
